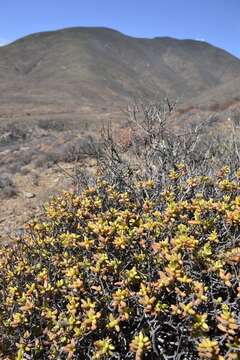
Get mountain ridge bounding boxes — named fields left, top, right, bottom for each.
left=3, top=27, right=240, bottom=59
left=0, top=26, right=240, bottom=118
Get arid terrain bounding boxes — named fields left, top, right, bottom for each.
left=0, top=26, right=240, bottom=239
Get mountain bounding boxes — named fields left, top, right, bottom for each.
left=193, top=76, right=240, bottom=108
left=0, top=27, right=240, bottom=118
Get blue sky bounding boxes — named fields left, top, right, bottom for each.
left=0, top=0, right=239, bottom=57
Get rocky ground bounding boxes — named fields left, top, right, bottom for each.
left=0, top=108, right=121, bottom=242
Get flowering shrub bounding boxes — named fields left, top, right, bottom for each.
left=0, top=166, right=239, bottom=359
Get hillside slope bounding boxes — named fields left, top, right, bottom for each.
left=193, top=76, right=240, bottom=108
left=0, top=27, right=240, bottom=116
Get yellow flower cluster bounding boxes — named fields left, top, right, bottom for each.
left=0, top=168, right=239, bottom=359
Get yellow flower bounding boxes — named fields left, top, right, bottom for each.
left=82, top=309, right=101, bottom=330
left=106, top=313, right=120, bottom=332
left=64, top=339, right=76, bottom=360
left=125, top=266, right=141, bottom=283
left=193, top=313, right=209, bottom=332
left=93, top=337, right=115, bottom=359
left=197, top=338, right=221, bottom=359
left=81, top=297, right=96, bottom=310
left=130, top=331, right=151, bottom=359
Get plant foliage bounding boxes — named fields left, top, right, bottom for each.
left=0, top=166, right=239, bottom=359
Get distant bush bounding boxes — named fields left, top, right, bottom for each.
left=0, top=147, right=39, bottom=175
left=0, top=169, right=239, bottom=359
left=0, top=122, right=29, bottom=146
left=0, top=175, right=17, bottom=199
left=61, top=137, right=101, bottom=163
left=37, top=119, right=65, bottom=132
left=34, top=137, right=101, bottom=168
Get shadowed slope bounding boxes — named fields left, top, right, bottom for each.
left=0, top=27, right=240, bottom=114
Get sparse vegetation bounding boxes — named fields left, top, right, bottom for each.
left=37, top=119, right=66, bottom=132
left=0, top=174, right=17, bottom=199
left=86, top=101, right=240, bottom=193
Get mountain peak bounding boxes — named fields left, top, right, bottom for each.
left=0, top=26, right=240, bottom=113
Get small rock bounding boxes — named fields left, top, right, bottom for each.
left=63, top=164, right=74, bottom=170
left=24, top=192, right=36, bottom=199
left=0, top=149, right=11, bottom=156
left=88, top=158, right=97, bottom=167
